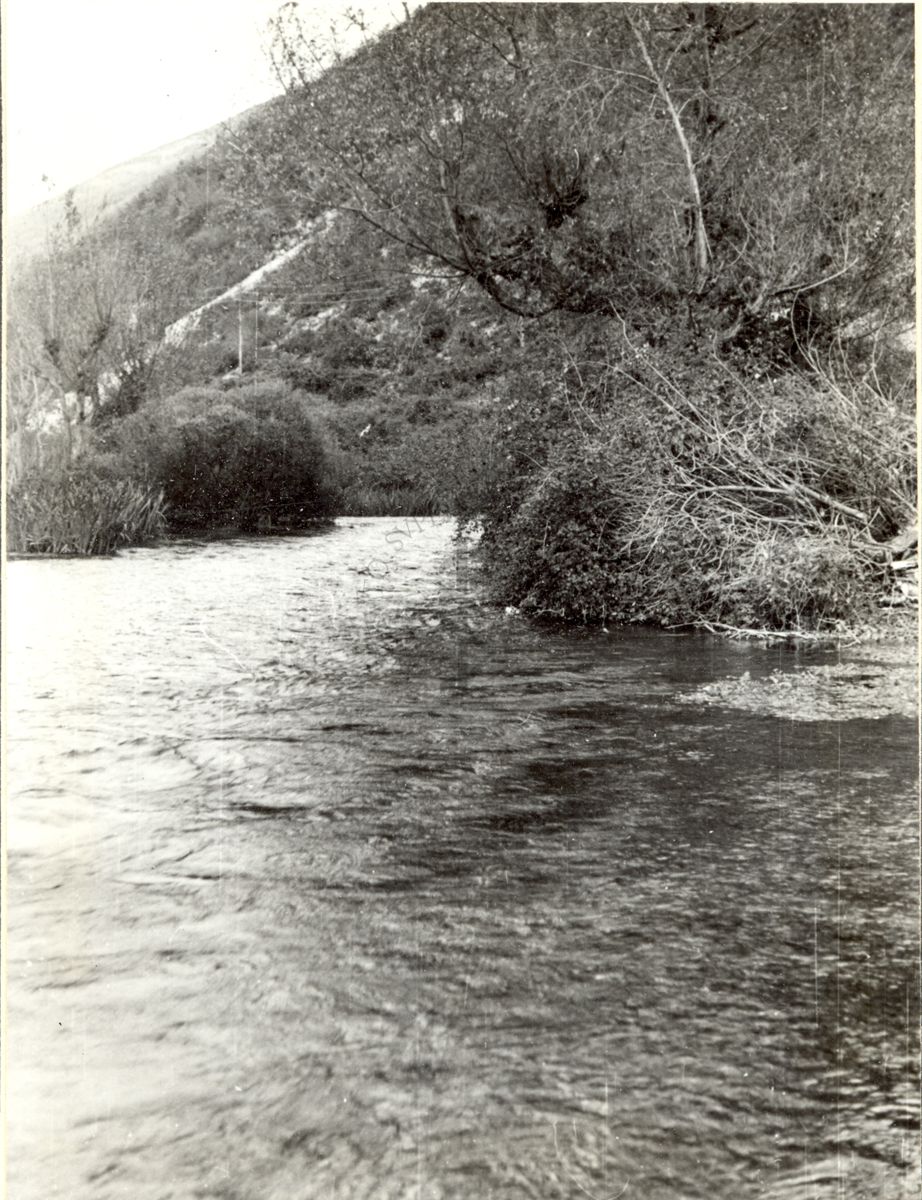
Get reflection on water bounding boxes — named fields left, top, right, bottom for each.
left=5, top=518, right=919, bottom=1200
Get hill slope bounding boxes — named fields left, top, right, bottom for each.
left=7, top=109, right=265, bottom=264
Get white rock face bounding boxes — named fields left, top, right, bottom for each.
left=164, top=210, right=338, bottom=345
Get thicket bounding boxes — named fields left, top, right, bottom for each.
left=260, top=263, right=507, bottom=515
left=104, top=381, right=339, bottom=531
left=457, top=330, right=915, bottom=632
left=7, top=380, right=338, bottom=551
left=311, top=390, right=494, bottom=516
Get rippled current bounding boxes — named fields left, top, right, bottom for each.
left=5, top=518, right=919, bottom=1200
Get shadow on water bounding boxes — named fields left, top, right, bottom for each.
left=5, top=518, right=919, bottom=1200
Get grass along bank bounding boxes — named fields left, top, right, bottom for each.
left=7, top=464, right=165, bottom=556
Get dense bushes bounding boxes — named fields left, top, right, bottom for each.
left=314, top=393, right=495, bottom=516
left=107, top=380, right=339, bottom=531
left=7, top=380, right=339, bottom=553
left=461, top=342, right=916, bottom=633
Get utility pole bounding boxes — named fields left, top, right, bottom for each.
left=254, top=292, right=259, bottom=367
left=237, top=299, right=244, bottom=375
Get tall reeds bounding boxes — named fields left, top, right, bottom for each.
left=7, top=468, right=165, bottom=556
left=338, top=481, right=447, bottom=517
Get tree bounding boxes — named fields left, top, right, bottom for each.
left=241, top=3, right=912, bottom=354
left=8, top=194, right=187, bottom=437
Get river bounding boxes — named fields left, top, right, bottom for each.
left=5, top=518, right=919, bottom=1200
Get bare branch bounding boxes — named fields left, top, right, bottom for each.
left=626, top=10, right=710, bottom=291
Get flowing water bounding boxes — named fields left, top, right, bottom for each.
left=5, top=518, right=919, bottom=1200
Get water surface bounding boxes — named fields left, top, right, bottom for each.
left=6, top=518, right=919, bottom=1200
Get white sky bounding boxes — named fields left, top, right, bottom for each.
left=3, top=0, right=411, bottom=215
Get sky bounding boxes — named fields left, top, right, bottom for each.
left=3, top=0, right=411, bottom=215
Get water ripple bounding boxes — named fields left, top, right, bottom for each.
left=5, top=518, right=919, bottom=1200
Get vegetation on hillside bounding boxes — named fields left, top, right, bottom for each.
left=6, top=4, right=915, bottom=632
left=257, top=4, right=911, bottom=338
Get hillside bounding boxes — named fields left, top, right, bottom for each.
left=8, top=124, right=227, bottom=265
left=6, top=3, right=916, bottom=632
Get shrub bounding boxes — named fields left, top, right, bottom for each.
left=317, top=392, right=496, bottom=518
left=109, top=381, right=339, bottom=531
left=277, top=352, right=335, bottom=393
left=329, top=369, right=380, bottom=404
left=314, top=319, right=376, bottom=371
left=728, top=532, right=874, bottom=631
left=469, top=348, right=915, bottom=634
left=281, top=327, right=322, bottom=357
